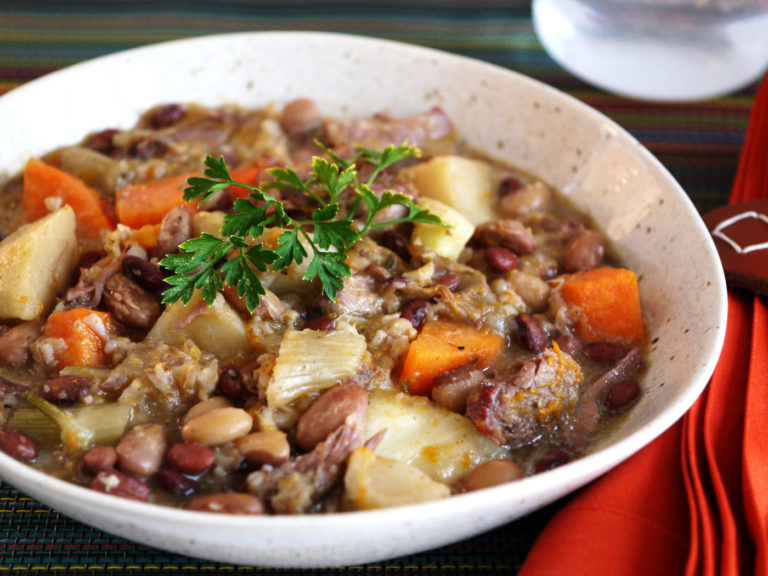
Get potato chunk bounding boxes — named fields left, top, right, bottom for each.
left=145, top=291, right=251, bottom=359
left=411, top=197, right=474, bottom=260
left=0, top=206, right=78, bottom=320
left=399, top=155, right=496, bottom=225
left=343, top=446, right=450, bottom=510
left=365, top=389, right=509, bottom=483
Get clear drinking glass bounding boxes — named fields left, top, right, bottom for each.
left=533, top=0, right=768, bottom=101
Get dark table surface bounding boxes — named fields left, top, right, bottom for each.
left=0, top=1, right=756, bottom=574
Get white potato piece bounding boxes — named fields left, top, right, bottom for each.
left=267, top=329, right=367, bottom=408
left=191, top=210, right=226, bottom=238
left=410, top=197, right=474, bottom=260
left=344, top=446, right=450, bottom=510
left=145, top=290, right=251, bottom=359
left=399, top=155, right=496, bottom=225
left=0, top=206, right=78, bottom=320
left=365, top=389, right=509, bottom=484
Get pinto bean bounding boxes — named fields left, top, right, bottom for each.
left=165, top=442, right=216, bottom=475
left=181, top=407, right=253, bottom=446
left=235, top=431, right=291, bottom=467
left=116, top=423, right=168, bottom=478
left=91, top=469, right=150, bottom=501
left=464, top=459, right=523, bottom=492
left=122, top=255, right=166, bottom=291
left=563, top=229, right=605, bottom=272
left=154, top=204, right=192, bottom=257
left=185, top=492, right=265, bottom=515
left=103, top=273, right=161, bottom=329
left=295, top=383, right=368, bottom=452
left=182, top=396, right=232, bottom=424
left=516, top=313, right=547, bottom=353
left=0, top=429, right=38, bottom=462
left=473, top=220, right=536, bottom=255
left=0, top=320, right=43, bottom=367
left=554, top=332, right=582, bottom=357
left=81, top=446, right=118, bottom=474
left=506, top=270, right=550, bottom=312
left=401, top=299, right=429, bottom=330
left=497, top=181, right=552, bottom=218
left=365, top=263, right=392, bottom=283
left=280, top=98, right=321, bottom=135
left=39, top=375, right=90, bottom=405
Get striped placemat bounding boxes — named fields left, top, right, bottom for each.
left=0, top=1, right=756, bottom=573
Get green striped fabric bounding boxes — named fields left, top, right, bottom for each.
left=0, top=1, right=756, bottom=573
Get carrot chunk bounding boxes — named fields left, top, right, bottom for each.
left=558, top=267, right=647, bottom=346
left=43, top=308, right=116, bottom=370
left=398, top=319, right=505, bottom=396
left=22, top=158, right=115, bottom=238
left=115, top=172, right=198, bottom=228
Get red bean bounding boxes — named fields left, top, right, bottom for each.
left=122, top=255, right=166, bottom=291
left=91, top=469, right=150, bottom=502
left=218, top=366, right=245, bottom=401
left=81, top=446, right=118, bottom=475
left=0, top=429, right=38, bottom=462
left=39, top=375, right=90, bottom=405
left=157, top=468, right=199, bottom=497
left=498, top=176, right=523, bottom=196
left=605, top=379, right=640, bottom=411
left=381, top=230, right=411, bottom=262
left=83, top=128, right=118, bottom=154
left=433, top=272, right=459, bottom=291
left=401, top=299, right=430, bottom=330
left=485, top=246, right=519, bottom=273
left=165, top=442, right=216, bottom=476
left=148, top=104, right=185, bottom=129
left=516, top=313, right=547, bottom=353
left=584, top=341, right=626, bottom=364
left=305, top=316, right=334, bottom=331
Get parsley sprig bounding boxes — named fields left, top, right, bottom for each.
left=160, top=143, right=445, bottom=312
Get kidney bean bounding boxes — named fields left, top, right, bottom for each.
left=295, top=383, right=368, bottom=452
left=181, top=407, right=253, bottom=446
left=534, top=450, right=571, bottom=474
left=401, top=299, right=429, bottom=330
left=0, top=429, right=38, bottom=462
left=83, top=128, right=118, bottom=154
left=186, top=493, right=265, bottom=515
left=154, top=204, right=192, bottom=257
left=91, top=469, right=150, bottom=502
left=0, top=320, right=43, bottom=367
left=433, top=272, right=459, bottom=291
left=165, top=442, right=216, bottom=475
left=81, top=446, right=118, bottom=475
left=236, top=431, right=291, bottom=467
left=218, top=366, right=245, bottom=401
left=116, top=423, right=168, bottom=478
left=584, top=341, right=626, bottom=364
left=498, top=175, right=523, bottom=196
left=605, top=379, right=640, bottom=411
left=103, top=273, right=161, bottom=330
left=148, top=103, right=185, bottom=129
left=280, top=98, right=321, bottom=135
left=381, top=230, right=412, bottom=262
left=464, top=459, right=524, bottom=492
left=516, top=313, right=547, bottom=353
left=563, top=229, right=605, bottom=272
left=122, top=255, right=166, bottom=291
left=182, top=396, right=232, bottom=424
left=554, top=332, right=582, bottom=357
left=39, top=375, right=90, bottom=405
left=157, top=468, right=199, bottom=497
left=486, top=246, right=519, bottom=273
left=305, top=316, right=334, bottom=331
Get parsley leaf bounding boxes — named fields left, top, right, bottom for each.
left=161, top=142, right=447, bottom=312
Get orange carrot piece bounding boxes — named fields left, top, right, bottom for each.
left=559, top=266, right=647, bottom=346
left=132, top=224, right=160, bottom=250
left=43, top=308, right=116, bottom=370
left=114, top=172, right=198, bottom=228
left=22, top=158, right=115, bottom=238
left=227, top=162, right=267, bottom=201
left=398, top=319, right=505, bottom=396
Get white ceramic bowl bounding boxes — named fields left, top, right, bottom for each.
left=0, top=32, right=727, bottom=567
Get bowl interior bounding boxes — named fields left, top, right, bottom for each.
left=0, top=32, right=727, bottom=567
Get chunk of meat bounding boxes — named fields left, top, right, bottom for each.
left=246, top=410, right=365, bottom=514
left=466, top=345, right=583, bottom=448
left=323, top=107, right=454, bottom=150
left=60, top=255, right=121, bottom=310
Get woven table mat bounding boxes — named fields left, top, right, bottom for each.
left=0, top=1, right=756, bottom=574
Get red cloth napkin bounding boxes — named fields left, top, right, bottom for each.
left=519, top=73, right=768, bottom=576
